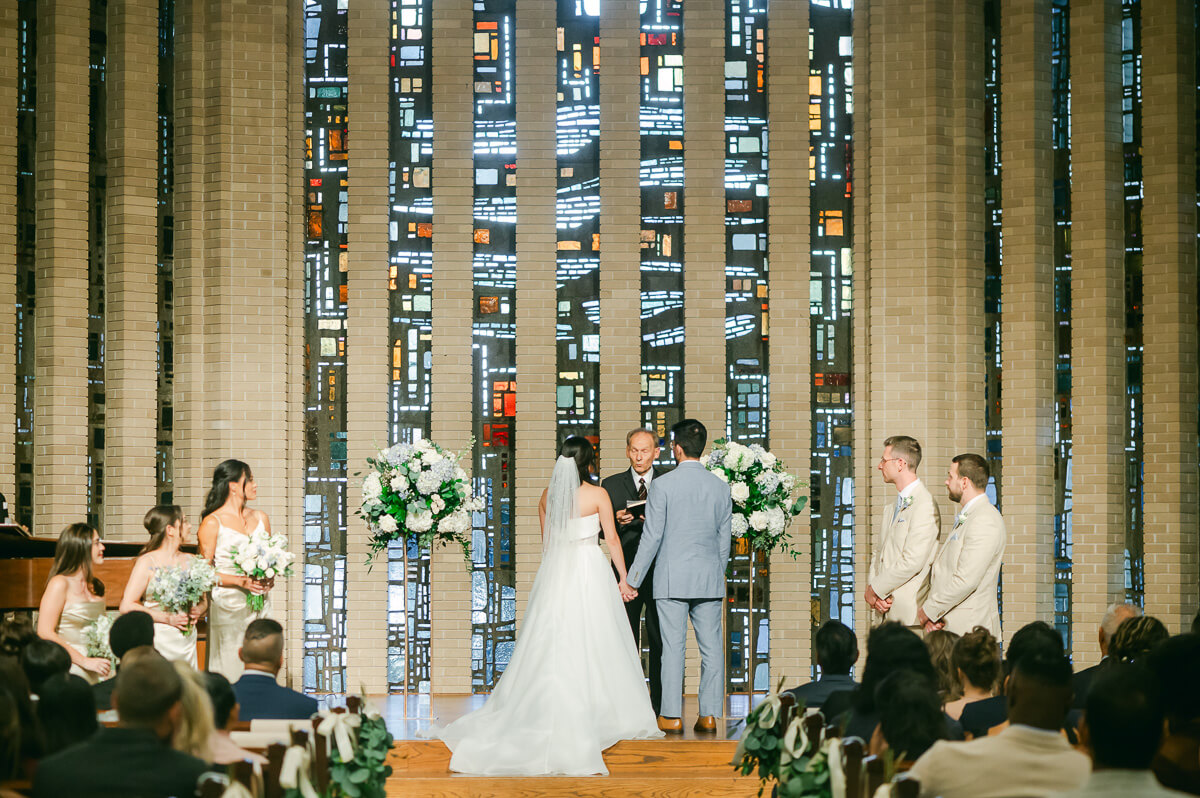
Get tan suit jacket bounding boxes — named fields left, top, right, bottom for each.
left=920, top=496, right=1005, bottom=636
left=909, top=725, right=1090, bottom=798
left=867, top=479, right=941, bottom=627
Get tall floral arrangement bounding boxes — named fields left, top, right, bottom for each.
left=229, top=529, right=295, bottom=612
left=705, top=439, right=808, bottom=556
left=357, top=438, right=481, bottom=566
left=146, top=557, right=218, bottom=635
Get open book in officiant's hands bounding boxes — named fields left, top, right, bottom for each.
left=624, top=499, right=647, bottom=519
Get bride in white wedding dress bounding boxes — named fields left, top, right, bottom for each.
left=426, top=436, right=664, bottom=776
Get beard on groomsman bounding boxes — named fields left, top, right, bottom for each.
left=865, top=436, right=941, bottom=630
left=601, top=428, right=667, bottom=716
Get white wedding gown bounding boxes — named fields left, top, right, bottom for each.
left=427, top=494, right=663, bottom=776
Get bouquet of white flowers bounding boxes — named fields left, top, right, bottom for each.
left=229, top=528, right=295, bottom=612
left=147, top=556, right=218, bottom=635
left=357, top=438, right=482, bottom=566
left=83, top=612, right=116, bottom=672
left=705, top=439, right=808, bottom=556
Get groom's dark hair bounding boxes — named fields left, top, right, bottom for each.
left=670, top=419, right=707, bottom=458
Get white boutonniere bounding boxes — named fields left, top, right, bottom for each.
left=899, top=495, right=914, bottom=511
left=953, top=512, right=968, bottom=530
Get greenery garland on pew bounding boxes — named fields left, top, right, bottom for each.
left=734, top=682, right=837, bottom=798
left=281, top=697, right=394, bottom=798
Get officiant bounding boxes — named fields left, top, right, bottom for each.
left=602, top=428, right=669, bottom=716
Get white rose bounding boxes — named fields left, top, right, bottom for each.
left=361, top=473, right=383, bottom=500
left=390, top=474, right=410, bottom=494
left=761, top=451, right=777, bottom=467
left=749, top=510, right=769, bottom=531
left=377, top=514, right=399, bottom=533
left=430, top=495, right=446, bottom=514
left=265, top=567, right=276, bottom=579
left=714, top=470, right=730, bottom=483
left=730, top=482, right=751, bottom=505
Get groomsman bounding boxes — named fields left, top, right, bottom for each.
left=865, top=435, right=941, bottom=629
left=918, top=454, right=1006, bottom=636
left=602, top=428, right=667, bottom=716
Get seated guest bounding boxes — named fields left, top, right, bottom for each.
left=31, top=655, right=211, bottom=798
left=959, top=619, right=1063, bottom=739
left=925, top=629, right=961, bottom=705
left=0, top=690, right=24, bottom=798
left=171, top=661, right=215, bottom=762
left=1072, top=602, right=1141, bottom=709
left=233, top=619, right=318, bottom=721
left=35, top=673, right=97, bottom=755
left=20, top=638, right=71, bottom=696
left=908, top=652, right=1089, bottom=798
left=204, top=672, right=267, bottom=766
left=1150, top=634, right=1200, bottom=795
left=0, top=615, right=36, bottom=662
left=869, top=669, right=948, bottom=767
left=1057, top=663, right=1189, bottom=797
left=944, top=626, right=1001, bottom=721
left=1108, top=614, right=1168, bottom=665
left=0, top=659, right=41, bottom=775
left=92, top=610, right=155, bottom=711
left=785, top=620, right=858, bottom=710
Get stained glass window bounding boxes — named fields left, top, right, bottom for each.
left=808, top=0, right=855, bottom=652
left=302, top=0, right=349, bottom=694
left=14, top=0, right=35, bottom=531
left=556, top=0, right=601, bottom=445
left=387, top=0, right=434, bottom=694
left=640, top=0, right=685, bottom=451
left=724, top=0, right=770, bottom=695
left=470, top=0, right=518, bottom=692
left=156, top=0, right=175, bottom=506
left=1121, top=0, right=1144, bottom=605
left=1050, top=0, right=1073, bottom=648
left=87, top=0, right=107, bottom=530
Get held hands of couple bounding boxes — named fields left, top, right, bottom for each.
left=618, top=580, right=637, bottom=603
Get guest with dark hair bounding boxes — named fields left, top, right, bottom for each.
left=0, top=690, right=24, bottom=798
left=1150, top=634, right=1200, bottom=795
left=34, top=673, right=97, bottom=756
left=0, top=615, right=36, bottom=662
left=785, top=620, right=858, bottom=710
left=1060, top=663, right=1188, bottom=797
left=232, top=619, right=318, bottom=721
left=925, top=629, right=961, bottom=705
left=909, top=652, right=1089, bottom=798
left=92, top=610, right=156, bottom=711
left=959, top=619, right=1064, bottom=739
left=20, top=638, right=71, bottom=696
left=1107, top=614, right=1168, bottom=665
left=943, top=625, right=1001, bottom=721
left=870, top=669, right=948, bottom=766
left=203, top=671, right=266, bottom=766
left=0, top=659, right=41, bottom=780
left=31, top=655, right=211, bottom=798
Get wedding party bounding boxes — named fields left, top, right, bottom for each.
left=1, top=0, right=1199, bottom=797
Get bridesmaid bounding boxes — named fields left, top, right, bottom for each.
left=197, top=460, right=274, bottom=680
left=120, top=506, right=208, bottom=666
left=36, top=524, right=112, bottom=685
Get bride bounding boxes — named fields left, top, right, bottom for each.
left=427, top=436, right=663, bottom=776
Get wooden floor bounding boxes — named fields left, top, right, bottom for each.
left=382, top=694, right=756, bottom=797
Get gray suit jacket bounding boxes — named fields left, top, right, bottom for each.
left=626, top=460, right=733, bottom=599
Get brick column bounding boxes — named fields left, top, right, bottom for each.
left=0, top=0, right=15, bottom=504
left=1000, top=0, right=1057, bottom=637
left=33, top=0, right=90, bottom=535
left=104, top=0, right=159, bottom=541
left=1142, top=0, right=1199, bottom=631
left=768, top=0, right=812, bottom=680
left=344, top=0, right=390, bottom=694
left=513, top=0, right=557, bottom=626
left=429, top=0, right=474, bottom=693
left=1069, top=0, right=1126, bottom=663
left=598, top=0, right=641, bottom=477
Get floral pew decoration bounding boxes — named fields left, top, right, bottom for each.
left=278, top=696, right=394, bottom=798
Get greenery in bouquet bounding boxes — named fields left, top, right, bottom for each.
left=146, top=556, right=218, bottom=635
left=83, top=612, right=117, bottom=673
left=357, top=438, right=482, bottom=566
left=229, top=529, right=295, bottom=612
left=734, top=684, right=842, bottom=798
left=705, top=439, right=808, bottom=556
left=323, top=709, right=394, bottom=798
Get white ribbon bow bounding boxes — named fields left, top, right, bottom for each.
left=826, top=737, right=847, bottom=798
left=220, top=781, right=256, bottom=798
left=318, top=710, right=362, bottom=763
left=279, top=744, right=318, bottom=798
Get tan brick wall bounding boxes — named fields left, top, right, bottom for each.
left=104, top=0, right=159, bottom=543
left=0, top=0, right=16, bottom=505
left=1000, top=0, right=1057, bottom=639
left=33, top=0, right=91, bottom=536
left=768, top=0, right=812, bottom=681
left=344, top=0, right=392, bottom=694
left=1069, top=0, right=1126, bottom=664
left=429, top=0, right=474, bottom=694
left=1142, top=0, right=1199, bottom=632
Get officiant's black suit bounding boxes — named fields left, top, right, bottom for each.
left=602, top=465, right=668, bottom=715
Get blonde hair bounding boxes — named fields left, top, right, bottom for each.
left=170, top=661, right=215, bottom=763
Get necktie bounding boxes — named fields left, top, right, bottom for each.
left=638, top=478, right=647, bottom=501
left=892, top=495, right=903, bottom=522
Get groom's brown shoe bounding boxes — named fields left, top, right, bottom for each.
left=657, top=716, right=684, bottom=734
left=693, top=715, right=718, bottom=734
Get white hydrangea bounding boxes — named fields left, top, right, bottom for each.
left=389, top=474, right=410, bottom=495
left=781, top=472, right=797, bottom=492
left=731, top=514, right=749, bottom=538
left=361, top=473, right=383, bottom=501
left=416, top=470, right=441, bottom=495
left=378, top=514, right=399, bottom=534
left=749, top=510, right=769, bottom=531
left=421, top=448, right=444, bottom=465
left=455, top=467, right=468, bottom=481
left=439, top=510, right=470, bottom=535
left=730, top=482, right=751, bottom=505
left=407, top=509, right=434, bottom=533
left=767, top=506, right=787, bottom=534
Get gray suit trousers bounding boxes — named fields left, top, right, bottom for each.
left=656, top=597, right=724, bottom=718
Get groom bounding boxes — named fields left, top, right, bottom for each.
left=625, top=419, right=732, bottom=735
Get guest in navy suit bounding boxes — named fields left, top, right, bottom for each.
left=231, top=619, right=317, bottom=721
